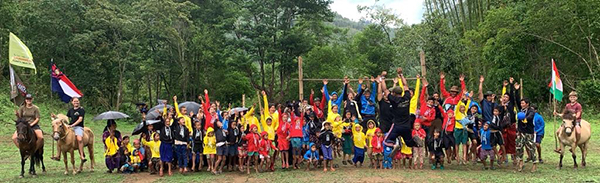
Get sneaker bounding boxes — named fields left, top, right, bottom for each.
left=342, top=161, right=347, bottom=165
left=440, top=165, right=444, bottom=170
left=539, top=159, right=544, bottom=164
left=491, top=166, right=496, bottom=170
left=431, top=165, right=436, bottom=170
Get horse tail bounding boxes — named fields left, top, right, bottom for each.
left=33, top=148, right=43, bottom=167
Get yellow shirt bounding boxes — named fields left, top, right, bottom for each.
left=400, top=137, right=412, bottom=155
left=331, top=120, right=343, bottom=138
left=409, top=78, right=420, bottom=114
left=261, top=94, right=280, bottom=140
left=174, top=101, right=193, bottom=135
left=326, top=100, right=341, bottom=123
left=454, top=100, right=468, bottom=129
left=352, top=126, right=366, bottom=149
left=104, top=137, right=119, bottom=156
left=242, top=107, right=261, bottom=132
left=141, top=138, right=161, bottom=158
left=203, top=135, right=216, bottom=155
left=365, top=127, right=376, bottom=148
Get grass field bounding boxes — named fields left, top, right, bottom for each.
left=0, top=100, right=598, bottom=183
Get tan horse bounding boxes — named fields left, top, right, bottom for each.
left=557, top=113, right=591, bottom=169
left=51, top=114, right=95, bottom=175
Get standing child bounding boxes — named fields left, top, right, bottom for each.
left=479, top=122, right=495, bottom=170
left=533, top=105, right=545, bottom=163
left=227, top=119, right=242, bottom=171
left=441, top=108, right=456, bottom=165
left=203, top=127, right=216, bottom=173
left=289, top=110, right=305, bottom=169
left=214, top=120, right=227, bottom=174
left=173, top=117, right=189, bottom=174
left=244, top=124, right=260, bottom=174
left=104, top=129, right=119, bottom=173
left=131, top=140, right=144, bottom=172
left=159, top=114, right=174, bottom=177
left=371, top=128, right=384, bottom=169
left=428, top=129, right=445, bottom=170
left=341, top=112, right=355, bottom=166
left=412, top=122, right=426, bottom=169
left=319, top=121, right=336, bottom=172
left=365, top=120, right=377, bottom=168
left=277, top=112, right=291, bottom=169
left=258, top=131, right=278, bottom=172
left=303, top=143, right=319, bottom=171
left=191, top=121, right=203, bottom=172
left=352, top=125, right=366, bottom=167
left=489, top=106, right=505, bottom=165
left=141, top=133, right=161, bottom=175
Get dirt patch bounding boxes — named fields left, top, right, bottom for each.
left=122, top=173, right=160, bottom=183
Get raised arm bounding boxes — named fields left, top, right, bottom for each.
left=478, top=75, right=484, bottom=101
left=262, top=91, right=270, bottom=120
left=323, top=80, right=330, bottom=102
left=419, top=79, right=428, bottom=108
left=370, top=77, right=378, bottom=101
left=459, top=74, right=466, bottom=93
left=439, top=72, right=450, bottom=98
left=410, top=75, right=421, bottom=114
left=377, top=76, right=384, bottom=101
left=173, top=96, right=182, bottom=117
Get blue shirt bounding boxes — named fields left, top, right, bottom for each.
left=302, top=124, right=310, bottom=142
left=323, top=84, right=346, bottom=114
left=534, top=113, right=545, bottom=136
left=480, top=100, right=496, bottom=123
left=359, top=82, right=377, bottom=115
left=479, top=128, right=492, bottom=150
left=303, top=150, right=319, bottom=160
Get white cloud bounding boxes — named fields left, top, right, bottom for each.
left=330, top=0, right=425, bottom=25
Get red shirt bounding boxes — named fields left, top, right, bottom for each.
left=441, top=106, right=455, bottom=132
left=203, top=93, right=213, bottom=130
left=412, top=128, right=426, bottom=139
left=277, top=122, right=290, bottom=139
left=289, top=113, right=304, bottom=138
left=258, top=139, right=276, bottom=156
left=565, top=102, right=582, bottom=120
left=440, top=79, right=466, bottom=106
left=417, top=86, right=436, bottom=127
left=371, top=135, right=384, bottom=153
left=244, top=132, right=260, bottom=152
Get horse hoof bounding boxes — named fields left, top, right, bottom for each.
left=19, top=175, right=24, bottom=178
left=72, top=171, right=77, bottom=175
left=64, top=171, right=69, bottom=175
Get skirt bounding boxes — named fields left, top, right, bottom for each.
left=160, top=143, right=173, bottom=162
left=503, top=124, right=517, bottom=154
left=342, top=134, right=353, bottom=154
left=278, top=138, right=290, bottom=151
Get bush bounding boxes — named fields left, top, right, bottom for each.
left=577, top=79, right=600, bottom=111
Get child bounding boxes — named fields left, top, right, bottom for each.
left=120, top=148, right=134, bottom=174
left=533, top=105, right=545, bottom=163
left=466, top=105, right=481, bottom=164
left=277, top=112, right=291, bottom=169
left=341, top=112, right=354, bottom=166
left=303, top=143, right=319, bottom=171
left=428, top=129, right=445, bottom=170
left=227, top=119, right=241, bottom=171
left=440, top=107, right=456, bottom=164
left=331, top=116, right=344, bottom=159
left=191, top=121, right=203, bottom=172
left=244, top=124, right=260, bottom=174
left=365, top=120, right=377, bottom=168
left=214, top=120, right=227, bottom=174
left=119, top=136, right=133, bottom=171
left=141, top=133, right=161, bottom=175
left=396, top=137, right=412, bottom=169
left=479, top=122, right=495, bottom=170
left=454, top=104, right=469, bottom=165
left=489, top=106, right=505, bottom=165
left=159, top=113, right=174, bottom=177
left=203, top=127, right=216, bottom=173
left=104, top=129, right=119, bottom=173
left=173, top=117, right=189, bottom=174
left=371, top=128, right=384, bottom=169
left=319, top=121, right=335, bottom=172
left=258, top=131, right=278, bottom=172
left=131, top=140, right=144, bottom=172
left=352, top=125, right=366, bottom=167
left=289, top=111, right=305, bottom=169
left=554, top=91, right=582, bottom=152
left=412, top=122, right=426, bottom=169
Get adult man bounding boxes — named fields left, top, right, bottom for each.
left=516, top=98, right=537, bottom=172
left=380, top=68, right=414, bottom=157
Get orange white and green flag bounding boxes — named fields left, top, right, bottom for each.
left=548, top=59, right=563, bottom=101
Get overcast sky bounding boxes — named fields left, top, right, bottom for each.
left=330, top=0, right=425, bottom=25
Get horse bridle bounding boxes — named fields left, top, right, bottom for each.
left=17, top=123, right=34, bottom=144
left=53, top=121, right=70, bottom=141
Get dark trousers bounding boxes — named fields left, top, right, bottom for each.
left=385, top=123, right=415, bottom=147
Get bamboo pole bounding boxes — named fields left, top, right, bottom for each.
left=420, top=51, right=427, bottom=77
left=553, top=98, right=558, bottom=150
left=298, top=56, right=304, bottom=101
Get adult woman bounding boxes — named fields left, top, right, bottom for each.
left=12, top=94, right=42, bottom=149
left=67, top=97, right=87, bottom=163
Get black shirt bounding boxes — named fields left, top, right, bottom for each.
left=518, top=107, right=535, bottom=134
left=378, top=100, right=393, bottom=132
left=215, top=126, right=227, bottom=143
left=172, top=124, right=189, bottom=142
left=387, top=91, right=412, bottom=128
left=319, top=130, right=334, bottom=146
left=67, top=107, right=85, bottom=127
left=160, top=125, right=174, bottom=144
left=226, top=127, right=241, bottom=144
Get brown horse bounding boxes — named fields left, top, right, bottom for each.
left=557, top=111, right=591, bottom=169
left=51, top=114, right=95, bottom=175
left=15, top=118, right=46, bottom=178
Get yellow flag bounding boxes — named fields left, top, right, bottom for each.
left=9, top=32, right=36, bottom=73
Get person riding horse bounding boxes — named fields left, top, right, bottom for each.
left=12, top=94, right=43, bottom=151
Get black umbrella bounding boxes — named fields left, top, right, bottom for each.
left=93, top=111, right=130, bottom=120
left=179, top=101, right=201, bottom=114
left=230, top=107, right=249, bottom=114
left=149, top=104, right=173, bottom=113
left=132, top=121, right=145, bottom=135
left=132, top=120, right=163, bottom=135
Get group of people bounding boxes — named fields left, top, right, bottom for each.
left=10, top=67, right=584, bottom=177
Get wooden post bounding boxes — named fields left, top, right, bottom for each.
left=298, top=56, right=304, bottom=101
left=242, top=94, right=246, bottom=108
left=520, top=78, right=523, bottom=98
left=420, top=50, right=427, bottom=77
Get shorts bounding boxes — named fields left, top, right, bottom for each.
left=31, top=124, right=41, bottom=130
left=247, top=151, right=258, bottom=156
left=443, top=131, right=455, bottom=148
left=321, top=145, right=333, bottom=160
left=372, top=152, right=383, bottom=159
left=228, top=144, right=238, bottom=156
left=303, top=140, right=310, bottom=147
left=479, top=149, right=495, bottom=161
left=342, top=134, right=353, bottom=154
left=454, top=129, right=468, bottom=145
left=217, top=145, right=228, bottom=156
left=291, top=138, right=302, bottom=149
left=535, top=135, right=544, bottom=144
left=72, top=126, right=84, bottom=137
left=491, top=131, right=504, bottom=146
left=151, top=157, right=160, bottom=164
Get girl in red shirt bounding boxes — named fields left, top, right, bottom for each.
left=412, top=122, right=426, bottom=169
left=289, top=110, right=304, bottom=169
left=371, top=128, right=384, bottom=169
left=277, top=112, right=291, bottom=169
left=259, top=131, right=277, bottom=172
left=243, top=124, right=260, bottom=174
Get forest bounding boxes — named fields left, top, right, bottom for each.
left=1, top=0, right=599, bottom=114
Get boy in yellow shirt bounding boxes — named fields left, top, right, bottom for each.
left=141, top=133, right=161, bottom=174
left=352, top=125, right=366, bottom=167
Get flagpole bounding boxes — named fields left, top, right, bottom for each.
left=553, top=98, right=558, bottom=151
